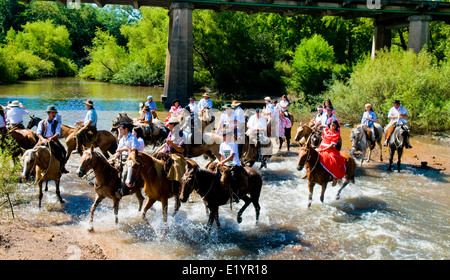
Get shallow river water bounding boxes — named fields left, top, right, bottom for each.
left=0, top=78, right=448, bottom=260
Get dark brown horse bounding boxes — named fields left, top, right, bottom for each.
left=387, top=124, right=411, bottom=172
left=125, top=150, right=181, bottom=236
left=76, top=147, right=145, bottom=232
left=65, top=127, right=118, bottom=161
left=297, top=144, right=356, bottom=207
left=180, top=160, right=262, bottom=232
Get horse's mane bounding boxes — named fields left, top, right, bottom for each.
left=134, top=152, right=165, bottom=178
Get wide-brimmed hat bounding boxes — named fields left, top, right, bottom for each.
left=264, top=97, right=272, bottom=102
left=46, top=105, right=58, bottom=113
left=167, top=116, right=180, bottom=124
left=202, top=93, right=210, bottom=97
left=188, top=96, right=195, bottom=101
left=85, top=100, right=94, bottom=106
left=231, top=100, right=241, bottom=107
left=8, top=101, right=21, bottom=108
left=222, top=103, right=233, bottom=109
left=393, top=100, right=400, bottom=104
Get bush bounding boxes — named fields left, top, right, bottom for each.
left=0, top=143, right=22, bottom=219
left=0, top=46, right=19, bottom=83
left=327, top=49, right=450, bottom=133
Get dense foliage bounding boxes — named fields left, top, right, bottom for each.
left=1, top=0, right=449, bottom=131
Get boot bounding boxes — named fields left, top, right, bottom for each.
left=287, top=141, right=291, bottom=152
left=383, top=139, right=388, bottom=147
left=278, top=138, right=283, bottom=150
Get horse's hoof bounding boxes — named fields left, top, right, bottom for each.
left=237, top=216, right=242, bottom=224
left=87, top=227, right=95, bottom=233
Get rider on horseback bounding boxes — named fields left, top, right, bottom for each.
left=6, top=101, right=29, bottom=130
left=75, top=100, right=98, bottom=154
left=35, top=105, right=69, bottom=174
left=361, top=103, right=377, bottom=143
left=383, top=100, right=412, bottom=148
left=218, top=129, right=242, bottom=203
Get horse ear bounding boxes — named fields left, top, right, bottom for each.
left=90, top=145, right=94, bottom=153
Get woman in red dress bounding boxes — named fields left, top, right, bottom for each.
left=316, top=120, right=346, bottom=184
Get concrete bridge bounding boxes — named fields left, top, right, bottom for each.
left=25, top=0, right=450, bottom=107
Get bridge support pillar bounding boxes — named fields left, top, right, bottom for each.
left=407, top=15, right=432, bottom=54
left=371, top=22, right=391, bottom=59
left=162, top=2, right=194, bottom=109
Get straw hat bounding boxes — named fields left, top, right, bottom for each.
left=202, top=93, right=210, bottom=97
left=167, top=116, right=180, bottom=124
left=85, top=100, right=94, bottom=107
left=8, top=101, right=21, bottom=108
left=231, top=100, right=241, bottom=107
left=264, top=97, right=272, bottom=102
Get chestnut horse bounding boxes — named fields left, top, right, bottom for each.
left=297, top=144, right=356, bottom=207
left=21, top=146, right=64, bottom=207
left=76, top=147, right=145, bottom=232
left=125, top=150, right=181, bottom=236
left=294, top=123, right=313, bottom=145
left=180, top=160, right=262, bottom=232
left=65, top=127, right=118, bottom=162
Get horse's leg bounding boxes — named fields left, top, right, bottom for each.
left=45, top=181, right=48, bottom=192
left=173, top=195, right=181, bottom=217
left=319, top=183, right=328, bottom=204
left=378, top=140, right=383, bottom=161
left=336, top=180, right=349, bottom=200
left=38, top=182, right=44, bottom=208
left=142, top=197, right=156, bottom=220
left=113, top=197, right=120, bottom=225
left=237, top=195, right=252, bottom=224
left=387, top=147, right=394, bottom=172
left=135, top=190, right=145, bottom=212
left=397, top=148, right=403, bottom=173
left=367, top=145, right=373, bottom=162
left=307, top=181, right=315, bottom=208
left=89, top=195, right=104, bottom=232
left=55, top=179, right=65, bottom=204
left=253, top=198, right=261, bottom=225
left=161, top=198, right=169, bottom=238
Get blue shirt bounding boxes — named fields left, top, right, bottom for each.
left=37, top=118, right=61, bottom=138
left=145, top=101, right=157, bottom=111
left=361, top=111, right=377, bottom=127
left=84, top=108, right=97, bottom=127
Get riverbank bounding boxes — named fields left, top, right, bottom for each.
left=1, top=131, right=448, bottom=260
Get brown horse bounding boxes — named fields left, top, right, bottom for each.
left=21, top=146, right=65, bottom=207
left=76, top=147, right=145, bottom=232
left=199, top=107, right=215, bottom=133
left=180, top=160, right=262, bottom=232
left=294, top=123, right=313, bottom=145
left=10, top=128, right=38, bottom=151
left=240, top=134, right=272, bottom=169
left=65, top=128, right=118, bottom=161
left=125, top=150, right=181, bottom=236
left=297, top=144, right=356, bottom=207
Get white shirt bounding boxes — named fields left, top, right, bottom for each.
left=36, top=118, right=61, bottom=138
left=117, top=132, right=139, bottom=155
left=218, top=111, right=237, bottom=130
left=188, top=102, right=198, bottom=115
left=198, top=98, right=213, bottom=111
left=6, top=107, right=29, bottom=124
left=219, top=140, right=240, bottom=166
left=265, top=103, right=275, bottom=116
left=388, top=106, right=409, bottom=125
left=279, top=100, right=289, bottom=112
left=320, top=113, right=337, bottom=127
left=136, top=137, right=145, bottom=152
left=247, top=114, right=267, bottom=132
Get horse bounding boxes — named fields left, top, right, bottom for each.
left=294, top=123, right=313, bottom=146
left=65, top=128, right=118, bottom=162
left=297, top=144, right=356, bottom=207
left=27, top=115, right=76, bottom=139
left=199, top=107, right=215, bottom=133
left=125, top=150, right=182, bottom=236
left=76, top=147, right=145, bottom=231
left=180, top=160, right=262, bottom=232
left=9, top=128, right=38, bottom=151
left=387, top=124, right=411, bottom=172
left=21, top=146, right=65, bottom=207
left=350, top=124, right=383, bottom=166
left=240, top=134, right=272, bottom=169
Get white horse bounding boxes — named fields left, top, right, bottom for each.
left=350, top=123, right=383, bottom=166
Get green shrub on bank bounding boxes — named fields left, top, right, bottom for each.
left=326, top=49, right=450, bottom=133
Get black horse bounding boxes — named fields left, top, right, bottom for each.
left=387, top=124, right=412, bottom=172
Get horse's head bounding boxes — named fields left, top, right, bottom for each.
left=297, top=146, right=309, bottom=171
left=21, top=148, right=37, bottom=179
left=201, top=108, right=212, bottom=122
left=294, top=123, right=311, bottom=143
left=395, top=124, right=411, bottom=148
left=310, top=131, right=322, bottom=148
left=77, top=147, right=96, bottom=177
left=26, top=115, right=41, bottom=130
left=350, top=125, right=364, bottom=149
left=180, top=160, right=198, bottom=203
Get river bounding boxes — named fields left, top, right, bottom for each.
left=0, top=78, right=448, bottom=260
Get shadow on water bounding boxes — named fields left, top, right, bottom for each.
left=329, top=196, right=401, bottom=223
